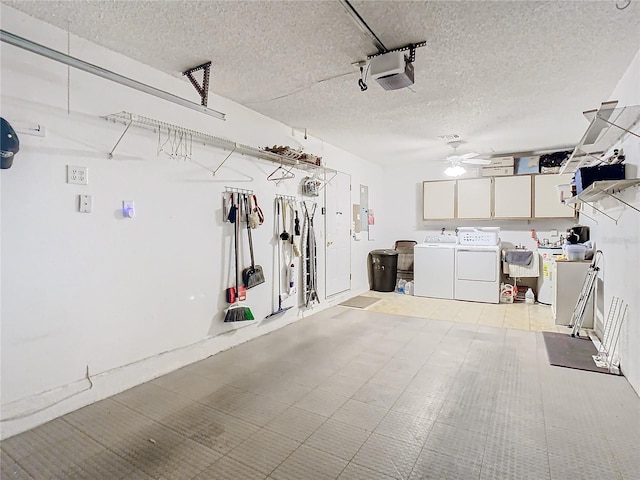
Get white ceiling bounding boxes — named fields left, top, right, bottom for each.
left=4, top=0, right=640, bottom=165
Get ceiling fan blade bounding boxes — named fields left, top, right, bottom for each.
left=462, top=158, right=492, bottom=165
left=460, top=152, right=479, bottom=160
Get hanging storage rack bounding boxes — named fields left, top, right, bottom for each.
left=102, top=111, right=337, bottom=180
left=559, top=102, right=640, bottom=174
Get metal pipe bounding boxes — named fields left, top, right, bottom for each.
left=337, top=0, right=387, bottom=53
left=1, top=30, right=226, bottom=121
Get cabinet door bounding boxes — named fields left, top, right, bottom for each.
left=534, top=173, right=575, bottom=218
left=494, top=175, right=532, bottom=218
left=423, top=180, right=455, bottom=220
left=457, top=178, right=492, bottom=219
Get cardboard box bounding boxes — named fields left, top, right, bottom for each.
left=487, top=156, right=514, bottom=167
left=482, top=166, right=514, bottom=177
left=515, top=156, right=540, bottom=175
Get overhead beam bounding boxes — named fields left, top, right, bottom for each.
left=1, top=30, right=226, bottom=120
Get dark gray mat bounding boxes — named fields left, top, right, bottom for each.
left=542, top=331, right=611, bottom=374
left=339, top=296, right=380, bottom=308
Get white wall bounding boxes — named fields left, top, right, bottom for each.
left=580, top=48, right=640, bottom=395
left=0, top=6, right=386, bottom=438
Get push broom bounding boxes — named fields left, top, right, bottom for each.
left=225, top=192, right=254, bottom=322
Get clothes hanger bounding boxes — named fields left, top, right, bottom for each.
left=267, top=164, right=295, bottom=182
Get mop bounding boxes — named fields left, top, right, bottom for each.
left=302, top=201, right=319, bottom=307
left=267, top=198, right=293, bottom=318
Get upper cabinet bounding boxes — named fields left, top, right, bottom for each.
left=534, top=174, right=575, bottom=218
left=423, top=180, right=456, bottom=220
left=423, top=174, right=576, bottom=220
left=457, top=178, right=492, bottom=219
left=494, top=176, right=532, bottom=218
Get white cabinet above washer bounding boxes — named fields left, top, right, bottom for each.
left=423, top=180, right=456, bottom=220
left=457, top=178, right=492, bottom=219
left=493, top=175, right=532, bottom=219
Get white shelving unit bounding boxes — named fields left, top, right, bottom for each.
left=559, top=101, right=640, bottom=174
left=564, top=179, right=640, bottom=223
left=102, top=111, right=337, bottom=180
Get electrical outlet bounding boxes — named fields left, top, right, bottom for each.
left=79, top=195, right=92, bottom=213
left=67, top=165, right=88, bottom=185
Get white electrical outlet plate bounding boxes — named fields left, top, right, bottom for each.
left=550, top=229, right=559, bottom=237
left=67, top=165, right=88, bottom=185
left=79, top=195, right=92, bottom=213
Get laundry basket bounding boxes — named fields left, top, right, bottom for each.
left=394, top=240, right=417, bottom=282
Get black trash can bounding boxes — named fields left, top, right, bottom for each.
left=369, top=249, right=399, bottom=292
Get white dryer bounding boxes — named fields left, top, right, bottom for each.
left=454, top=228, right=501, bottom=304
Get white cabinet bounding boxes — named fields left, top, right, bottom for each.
left=552, top=260, right=593, bottom=328
left=456, top=178, right=492, bottom=219
left=534, top=174, right=575, bottom=218
left=423, top=181, right=456, bottom=220
left=493, top=175, right=532, bottom=218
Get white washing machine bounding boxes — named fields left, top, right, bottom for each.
left=454, top=228, right=501, bottom=304
left=414, top=242, right=456, bottom=299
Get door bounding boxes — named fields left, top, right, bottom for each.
left=456, top=249, right=499, bottom=282
left=534, top=173, right=576, bottom=218
left=494, top=175, right=532, bottom=218
left=413, top=246, right=455, bottom=299
left=423, top=180, right=455, bottom=220
left=457, top=178, right=492, bottom=219
left=325, top=171, right=351, bottom=297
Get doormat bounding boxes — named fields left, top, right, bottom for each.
left=339, top=296, right=380, bottom=309
left=542, top=331, right=613, bottom=374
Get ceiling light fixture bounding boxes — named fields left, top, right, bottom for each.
left=444, top=163, right=467, bottom=177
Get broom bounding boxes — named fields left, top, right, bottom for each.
left=225, top=192, right=254, bottom=322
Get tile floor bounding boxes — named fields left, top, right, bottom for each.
left=1, top=301, right=638, bottom=479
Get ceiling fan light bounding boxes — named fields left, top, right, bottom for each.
left=444, top=165, right=466, bottom=177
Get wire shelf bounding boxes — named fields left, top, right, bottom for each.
left=102, top=111, right=336, bottom=175
left=560, top=103, right=640, bottom=174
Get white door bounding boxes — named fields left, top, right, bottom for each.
left=423, top=180, right=455, bottom=220
left=457, top=178, right=492, bottom=219
left=325, top=171, right=351, bottom=297
left=494, top=175, right=532, bottom=218
left=534, top=173, right=576, bottom=218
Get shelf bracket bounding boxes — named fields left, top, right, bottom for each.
left=182, top=62, right=212, bottom=107
left=108, top=118, right=133, bottom=159
left=593, top=186, right=640, bottom=215
left=577, top=207, right=598, bottom=225
left=212, top=145, right=238, bottom=176
left=595, top=113, right=640, bottom=141
left=580, top=200, right=618, bottom=224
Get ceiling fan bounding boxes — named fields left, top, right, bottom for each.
left=443, top=140, right=491, bottom=177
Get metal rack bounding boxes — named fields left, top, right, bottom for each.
left=560, top=102, right=640, bottom=174
left=564, top=179, right=640, bottom=223
left=102, top=111, right=337, bottom=179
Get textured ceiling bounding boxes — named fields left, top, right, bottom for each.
left=3, top=0, right=640, bottom=165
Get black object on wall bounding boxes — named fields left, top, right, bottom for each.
left=1, top=117, right=20, bottom=169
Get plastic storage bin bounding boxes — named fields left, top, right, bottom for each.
left=564, top=244, right=587, bottom=261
